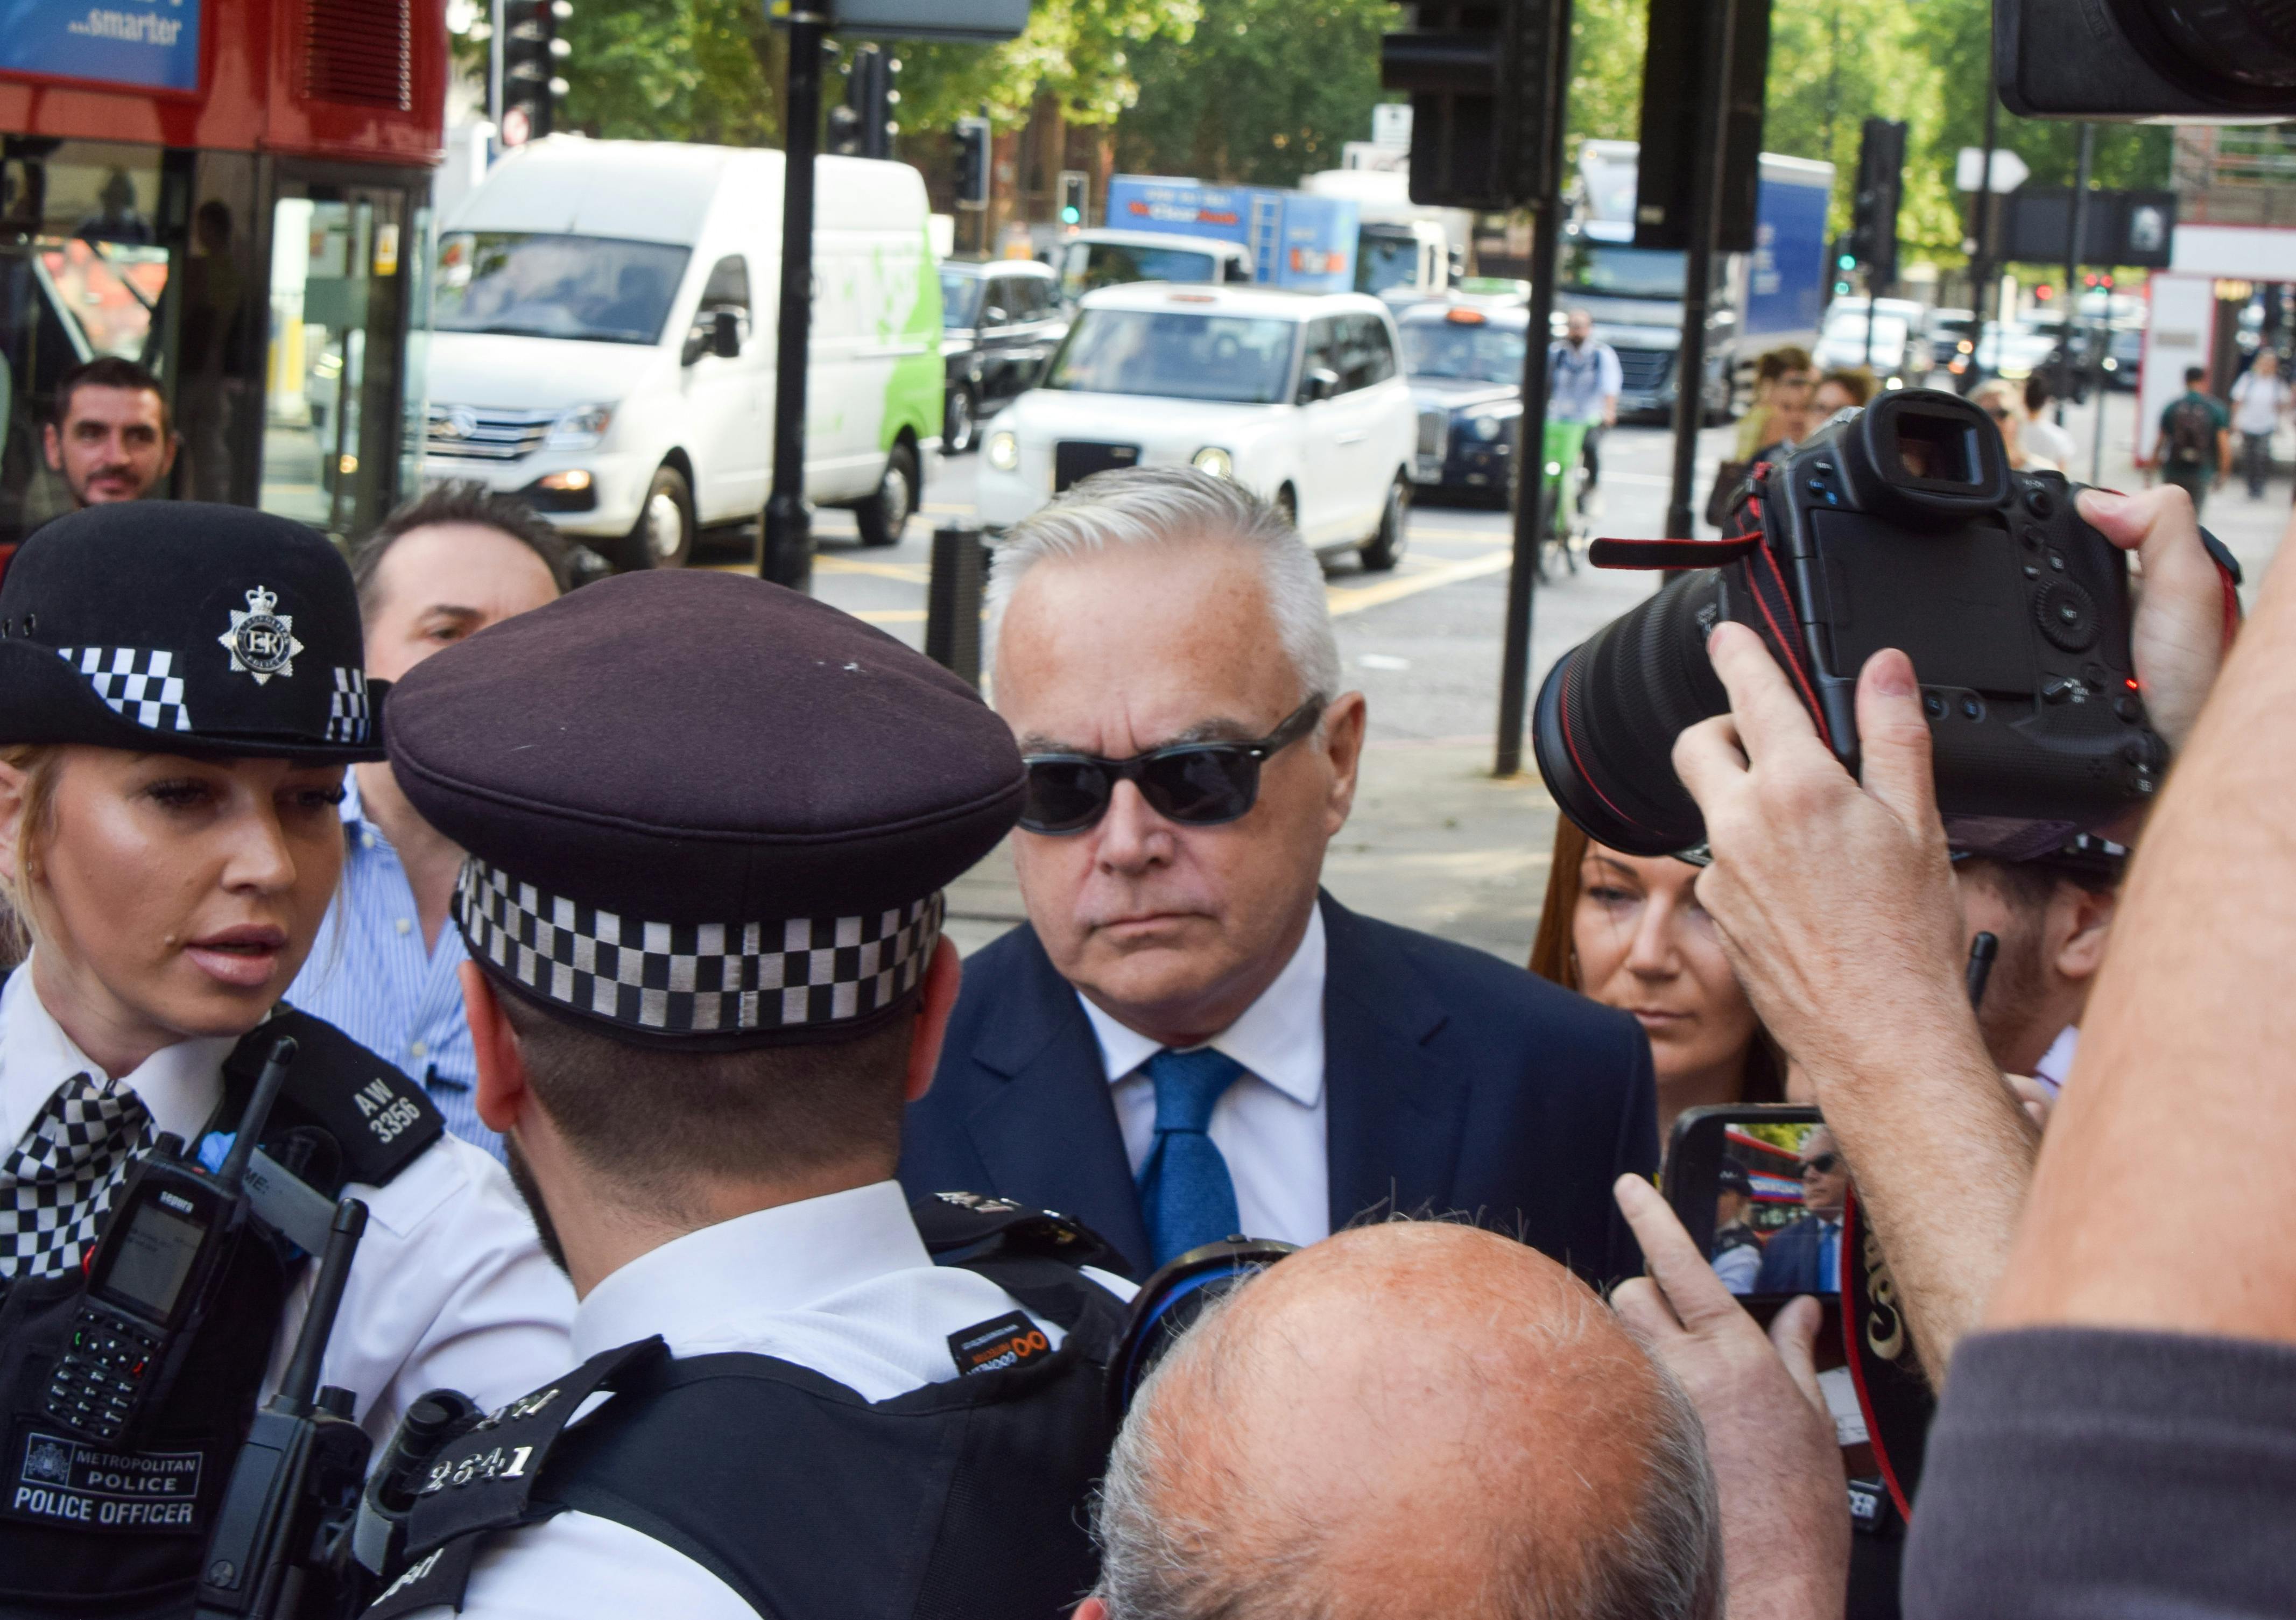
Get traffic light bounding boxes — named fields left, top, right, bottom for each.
left=501, top=0, right=571, bottom=145
left=829, top=44, right=899, bottom=160
left=954, top=117, right=991, bottom=210
left=1378, top=0, right=1566, bottom=209
left=1057, top=170, right=1088, bottom=228
left=1848, top=116, right=1906, bottom=293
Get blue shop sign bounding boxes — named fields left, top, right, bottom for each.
left=0, top=0, right=202, bottom=93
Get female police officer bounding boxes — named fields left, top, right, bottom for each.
left=0, top=503, right=571, bottom=1617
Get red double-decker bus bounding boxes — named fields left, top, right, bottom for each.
left=1, top=0, right=447, bottom=545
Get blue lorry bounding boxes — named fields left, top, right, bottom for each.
left=1563, top=139, right=1835, bottom=420
left=1075, top=175, right=1362, bottom=293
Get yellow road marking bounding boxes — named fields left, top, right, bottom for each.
left=814, top=556, right=932, bottom=582
left=1326, top=548, right=1514, bottom=616
left=857, top=609, right=927, bottom=623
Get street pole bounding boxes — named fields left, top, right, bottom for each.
left=1971, top=89, right=1999, bottom=328
left=2059, top=122, right=2094, bottom=431
left=1491, top=0, right=1575, bottom=779
left=763, top=11, right=826, bottom=590
left=488, top=0, right=505, bottom=139
left=1662, top=0, right=1738, bottom=540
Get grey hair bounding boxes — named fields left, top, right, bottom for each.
left=984, top=467, right=1343, bottom=706
left=1090, top=1279, right=1725, bottom=1620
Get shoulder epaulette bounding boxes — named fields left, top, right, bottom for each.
left=911, top=1191, right=1121, bottom=1272
left=228, top=1007, right=443, bottom=1188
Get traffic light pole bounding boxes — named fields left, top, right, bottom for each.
left=1970, top=89, right=2000, bottom=332
left=1662, top=0, right=1739, bottom=540
left=763, top=11, right=826, bottom=591
left=2059, top=122, right=2094, bottom=430
left=1491, top=0, right=1574, bottom=779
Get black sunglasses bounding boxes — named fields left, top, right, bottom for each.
left=1019, top=699, right=1325, bottom=835
left=1800, top=1152, right=1841, bottom=1176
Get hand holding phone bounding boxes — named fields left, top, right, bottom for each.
left=1612, top=1175, right=1851, bottom=1620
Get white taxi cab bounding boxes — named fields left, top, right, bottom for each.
left=976, top=283, right=1417, bottom=569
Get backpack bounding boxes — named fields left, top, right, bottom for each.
left=2166, top=394, right=2216, bottom=465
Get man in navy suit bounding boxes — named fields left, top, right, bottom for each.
left=899, top=468, right=1657, bottom=1286
left=1753, top=1126, right=1850, bottom=1295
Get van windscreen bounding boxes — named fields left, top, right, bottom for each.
left=435, top=234, right=693, bottom=346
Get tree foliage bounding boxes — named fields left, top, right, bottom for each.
left=547, top=0, right=1196, bottom=147
left=1110, top=0, right=1395, bottom=186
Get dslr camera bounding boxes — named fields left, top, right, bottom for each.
left=1533, top=388, right=2166, bottom=862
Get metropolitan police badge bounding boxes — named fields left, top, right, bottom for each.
left=217, top=584, right=304, bottom=684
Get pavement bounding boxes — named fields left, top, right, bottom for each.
left=698, top=384, right=2292, bottom=967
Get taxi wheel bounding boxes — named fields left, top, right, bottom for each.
left=615, top=464, right=693, bottom=572
left=945, top=390, right=977, bottom=455
left=1358, top=477, right=1408, bottom=573
left=858, top=441, right=920, bottom=548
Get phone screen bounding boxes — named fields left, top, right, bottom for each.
left=97, top=1198, right=208, bottom=1321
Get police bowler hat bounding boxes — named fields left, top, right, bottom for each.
left=0, top=503, right=383, bottom=764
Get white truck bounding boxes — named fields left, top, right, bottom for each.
left=422, top=137, right=942, bottom=568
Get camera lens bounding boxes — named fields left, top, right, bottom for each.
left=1532, top=570, right=1731, bottom=856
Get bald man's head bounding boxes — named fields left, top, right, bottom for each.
left=1093, top=1223, right=1722, bottom=1620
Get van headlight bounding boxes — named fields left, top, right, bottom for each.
left=987, top=431, right=1021, bottom=472
left=546, top=403, right=615, bottom=449
left=1191, top=446, right=1234, bottom=479
left=1470, top=412, right=1512, bottom=442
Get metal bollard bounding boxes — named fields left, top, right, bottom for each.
left=924, top=525, right=990, bottom=688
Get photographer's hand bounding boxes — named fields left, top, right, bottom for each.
left=1612, top=1174, right=1848, bottom=1620
left=1673, top=625, right=2036, bottom=1378
left=2075, top=485, right=2227, bottom=753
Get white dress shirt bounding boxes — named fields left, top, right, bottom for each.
left=1080, top=905, right=1331, bottom=1249
left=2031, top=1025, right=2078, bottom=1097
left=0, top=965, right=574, bottom=1445
left=414, top=1180, right=1133, bottom=1620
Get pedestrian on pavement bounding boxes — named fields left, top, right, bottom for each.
left=1975, top=379, right=2052, bottom=471
left=1735, top=346, right=1815, bottom=460
left=0, top=502, right=572, bottom=1614
left=2022, top=374, right=2079, bottom=470
left=2151, top=365, right=2232, bottom=517
left=900, top=467, right=1658, bottom=1287
left=287, top=482, right=569, bottom=1163
left=365, top=572, right=1133, bottom=1620
left=1552, top=308, right=1622, bottom=515
left=2230, top=351, right=2290, bottom=499
left=1530, top=818, right=1784, bottom=1153
left=1814, top=367, right=1878, bottom=419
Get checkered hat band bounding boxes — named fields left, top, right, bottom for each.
left=57, top=647, right=192, bottom=734
left=326, top=666, right=372, bottom=744
left=454, top=860, right=945, bottom=1036
left=0, top=1072, right=153, bottom=1279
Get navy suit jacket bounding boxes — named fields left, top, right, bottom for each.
left=898, top=892, right=1658, bottom=1286
left=1753, top=1213, right=1839, bottom=1295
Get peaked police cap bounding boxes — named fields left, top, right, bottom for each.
left=0, top=502, right=383, bottom=764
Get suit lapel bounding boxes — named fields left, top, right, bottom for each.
left=1318, top=893, right=1469, bottom=1234
left=962, top=926, right=1153, bottom=1274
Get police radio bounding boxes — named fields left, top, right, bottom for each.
left=44, top=1037, right=299, bottom=1447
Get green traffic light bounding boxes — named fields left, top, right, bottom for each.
left=1836, top=253, right=1856, bottom=270
left=1834, top=280, right=1851, bottom=295
left=1061, top=206, right=1080, bottom=224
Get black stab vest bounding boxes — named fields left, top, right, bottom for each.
left=0, top=1005, right=442, bottom=1620
left=369, top=1198, right=1126, bottom=1620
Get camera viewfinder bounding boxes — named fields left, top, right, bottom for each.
left=1892, top=409, right=1981, bottom=488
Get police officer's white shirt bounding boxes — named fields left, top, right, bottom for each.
left=0, top=966, right=574, bottom=1444
left=412, top=1179, right=1135, bottom=1620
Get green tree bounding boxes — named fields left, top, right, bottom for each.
left=1111, top=0, right=1397, bottom=186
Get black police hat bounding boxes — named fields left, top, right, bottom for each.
left=1717, top=1161, right=1752, bottom=1195
left=386, top=571, right=1025, bottom=1049
left=0, top=503, right=382, bottom=763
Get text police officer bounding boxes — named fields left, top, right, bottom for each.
left=359, top=572, right=1132, bottom=1620
left=0, top=505, right=572, bottom=1617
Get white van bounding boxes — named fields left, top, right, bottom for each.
left=423, top=137, right=941, bottom=568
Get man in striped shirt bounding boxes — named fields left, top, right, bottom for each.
left=289, top=482, right=568, bottom=1161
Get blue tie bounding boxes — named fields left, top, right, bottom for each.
left=1137, top=1047, right=1245, bottom=1270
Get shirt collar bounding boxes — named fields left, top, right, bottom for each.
left=0, top=960, right=241, bottom=1149
left=1077, top=903, right=1327, bottom=1108
left=571, top=1179, right=934, bottom=1361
